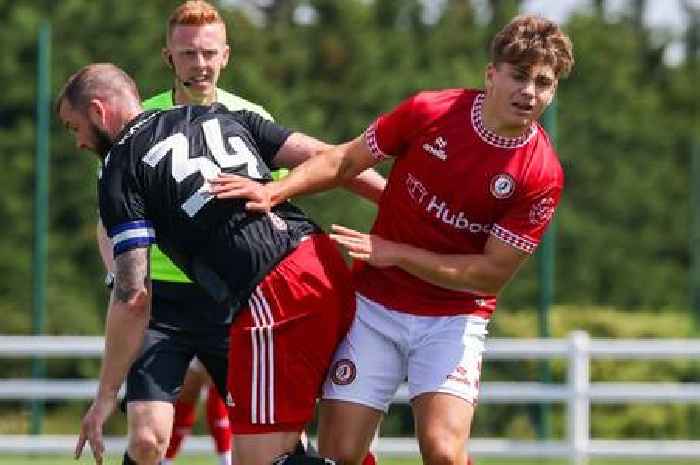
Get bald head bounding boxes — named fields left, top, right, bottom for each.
left=57, top=63, right=145, bottom=157
left=56, top=63, right=142, bottom=115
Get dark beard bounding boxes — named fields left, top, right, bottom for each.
left=91, top=122, right=113, bottom=160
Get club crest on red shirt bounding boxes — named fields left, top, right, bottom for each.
left=490, top=174, right=515, bottom=199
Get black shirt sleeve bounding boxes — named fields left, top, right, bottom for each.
left=98, top=141, right=156, bottom=257
left=231, top=110, right=292, bottom=168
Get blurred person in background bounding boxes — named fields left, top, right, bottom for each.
left=209, top=14, right=574, bottom=465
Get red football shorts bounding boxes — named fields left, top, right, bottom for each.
left=227, top=234, right=355, bottom=433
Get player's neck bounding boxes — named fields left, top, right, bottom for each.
left=107, top=105, right=143, bottom=142
left=173, top=84, right=217, bottom=106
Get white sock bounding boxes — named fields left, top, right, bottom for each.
left=218, top=452, right=232, bottom=465
left=160, top=459, right=173, bottom=465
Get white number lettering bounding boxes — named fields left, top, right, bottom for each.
left=143, top=118, right=264, bottom=217
left=202, top=119, right=262, bottom=178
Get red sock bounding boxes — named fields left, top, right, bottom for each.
left=206, top=385, right=232, bottom=454
left=165, top=399, right=197, bottom=459
left=362, top=451, right=377, bottom=465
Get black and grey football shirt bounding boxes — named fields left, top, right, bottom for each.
left=98, top=104, right=320, bottom=317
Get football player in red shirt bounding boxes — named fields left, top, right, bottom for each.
left=211, top=14, right=574, bottom=465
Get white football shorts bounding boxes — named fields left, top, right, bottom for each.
left=323, top=293, right=488, bottom=412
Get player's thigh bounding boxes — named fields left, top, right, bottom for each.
left=407, top=315, right=488, bottom=406
left=319, top=295, right=410, bottom=462
left=127, top=400, right=176, bottom=447
left=227, top=234, right=354, bottom=433
left=322, top=294, right=409, bottom=413
left=126, top=326, right=195, bottom=403
left=412, top=392, right=475, bottom=463
left=407, top=316, right=487, bottom=461
left=227, top=285, right=335, bottom=432
left=317, top=399, right=382, bottom=463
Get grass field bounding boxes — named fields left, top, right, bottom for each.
left=2, top=455, right=700, bottom=465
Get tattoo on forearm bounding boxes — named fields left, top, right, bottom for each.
left=113, top=247, right=150, bottom=303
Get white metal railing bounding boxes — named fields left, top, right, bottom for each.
left=1, top=332, right=700, bottom=463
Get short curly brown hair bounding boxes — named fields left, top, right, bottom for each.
left=491, top=14, right=574, bottom=78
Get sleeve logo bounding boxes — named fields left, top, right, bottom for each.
left=529, top=197, right=556, bottom=225
left=422, top=136, right=448, bottom=160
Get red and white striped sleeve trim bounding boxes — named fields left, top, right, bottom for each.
left=490, top=224, right=538, bottom=255
left=363, top=122, right=390, bottom=161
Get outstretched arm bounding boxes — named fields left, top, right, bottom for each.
left=211, top=135, right=378, bottom=210
left=272, top=133, right=386, bottom=203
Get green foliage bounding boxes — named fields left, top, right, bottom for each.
left=0, top=0, right=695, bottom=332
left=478, top=306, right=700, bottom=440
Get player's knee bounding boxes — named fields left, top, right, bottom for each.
left=128, top=430, right=168, bottom=465
left=420, top=440, right=463, bottom=465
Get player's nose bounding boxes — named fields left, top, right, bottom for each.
left=521, top=79, right=536, bottom=95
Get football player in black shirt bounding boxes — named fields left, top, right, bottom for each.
left=58, top=63, right=378, bottom=465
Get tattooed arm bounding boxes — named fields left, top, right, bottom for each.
left=76, top=246, right=152, bottom=464
left=99, top=246, right=152, bottom=398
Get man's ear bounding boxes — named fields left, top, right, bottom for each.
left=221, top=44, right=230, bottom=69
left=162, top=48, right=174, bottom=68
left=543, top=80, right=558, bottom=107
left=484, top=63, right=495, bottom=94
left=87, top=98, right=107, bottom=128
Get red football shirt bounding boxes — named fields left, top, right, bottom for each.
left=355, top=89, right=564, bottom=318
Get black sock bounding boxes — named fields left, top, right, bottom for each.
left=272, top=454, right=335, bottom=465
left=293, top=439, right=306, bottom=455
left=293, top=438, right=320, bottom=457
left=118, top=397, right=128, bottom=413
left=305, top=441, right=319, bottom=457
left=123, top=452, right=138, bottom=465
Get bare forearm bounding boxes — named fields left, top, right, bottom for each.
left=389, top=243, right=514, bottom=295
left=96, top=220, right=114, bottom=272
left=269, top=144, right=360, bottom=206
left=341, top=168, right=386, bottom=204
left=97, top=246, right=151, bottom=398
left=97, top=290, right=150, bottom=397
